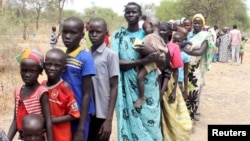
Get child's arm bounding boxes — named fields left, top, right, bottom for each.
left=99, top=76, right=118, bottom=139
left=52, top=115, right=76, bottom=124
left=169, top=68, right=178, bottom=103
left=40, top=92, right=53, bottom=141
left=73, top=75, right=93, bottom=141
left=52, top=82, right=80, bottom=124
left=7, top=101, right=17, bottom=140
left=160, top=68, right=172, bottom=102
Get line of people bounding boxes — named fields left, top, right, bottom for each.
left=2, top=2, right=218, bottom=141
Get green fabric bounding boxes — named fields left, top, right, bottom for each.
left=241, top=40, right=246, bottom=51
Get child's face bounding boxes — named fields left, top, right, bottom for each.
left=172, top=34, right=183, bottom=47
left=23, top=127, right=44, bottom=141
left=143, top=20, right=153, bottom=34
left=62, top=20, right=83, bottom=51
left=20, top=59, right=41, bottom=86
left=88, top=21, right=107, bottom=47
left=183, top=20, right=192, bottom=32
left=44, top=52, right=65, bottom=81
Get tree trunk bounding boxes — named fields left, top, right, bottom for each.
left=23, top=25, right=27, bottom=40
left=36, top=13, right=40, bottom=30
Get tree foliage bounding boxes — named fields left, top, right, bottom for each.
left=155, top=0, right=250, bottom=30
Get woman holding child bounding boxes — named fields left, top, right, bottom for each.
left=183, top=14, right=215, bottom=121
left=111, top=2, right=163, bottom=141
left=159, top=21, right=192, bottom=141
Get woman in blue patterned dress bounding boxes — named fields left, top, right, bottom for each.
left=111, top=2, right=163, bottom=141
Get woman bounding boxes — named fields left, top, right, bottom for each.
left=159, top=22, right=192, bottom=141
left=183, top=14, right=215, bottom=121
left=218, top=27, right=230, bottom=63
left=111, top=2, right=163, bottom=141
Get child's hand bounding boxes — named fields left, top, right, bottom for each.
left=135, top=44, right=156, bottom=56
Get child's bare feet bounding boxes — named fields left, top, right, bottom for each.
left=134, top=97, right=145, bottom=108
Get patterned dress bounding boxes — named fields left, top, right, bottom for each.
left=186, top=31, right=215, bottom=119
left=111, top=27, right=163, bottom=141
left=218, top=33, right=230, bottom=63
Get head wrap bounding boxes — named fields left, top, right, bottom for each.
left=192, top=14, right=205, bottom=26
left=16, top=49, right=44, bottom=68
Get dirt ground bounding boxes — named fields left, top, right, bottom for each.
left=1, top=39, right=250, bottom=141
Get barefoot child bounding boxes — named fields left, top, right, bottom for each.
left=7, top=49, right=53, bottom=141
left=60, top=16, right=96, bottom=141
left=87, top=18, right=119, bottom=141
left=42, top=48, right=80, bottom=141
left=22, top=114, right=46, bottom=141
left=172, top=32, right=190, bottom=101
left=133, top=16, right=168, bottom=108
left=240, top=36, right=248, bottom=64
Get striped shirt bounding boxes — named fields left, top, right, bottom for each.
left=15, top=85, right=48, bottom=130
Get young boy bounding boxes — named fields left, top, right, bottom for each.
left=50, top=26, right=57, bottom=48
left=86, top=17, right=119, bottom=141
left=42, top=48, right=80, bottom=141
left=133, top=16, right=168, bottom=108
left=22, top=114, right=45, bottom=141
left=240, top=36, right=248, bottom=64
left=60, top=16, right=96, bottom=141
left=172, top=32, right=190, bottom=101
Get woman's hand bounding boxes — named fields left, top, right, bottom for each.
left=169, top=90, right=176, bottom=103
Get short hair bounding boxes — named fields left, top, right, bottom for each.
left=233, top=24, right=237, bottom=29
left=22, top=114, right=45, bottom=130
left=183, top=18, right=192, bottom=23
left=141, top=15, right=147, bottom=20
left=124, top=2, right=142, bottom=16
left=64, top=16, right=84, bottom=32
left=52, top=26, right=56, bottom=31
left=45, top=48, right=66, bottom=63
left=89, top=17, right=107, bottom=30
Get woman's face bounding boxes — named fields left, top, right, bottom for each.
left=124, top=5, right=141, bottom=25
left=192, top=17, right=203, bottom=32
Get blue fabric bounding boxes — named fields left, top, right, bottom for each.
left=111, top=27, right=163, bottom=141
left=62, top=50, right=96, bottom=113
left=178, top=51, right=190, bottom=82
left=61, top=50, right=96, bottom=138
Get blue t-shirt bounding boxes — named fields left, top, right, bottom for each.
left=61, top=49, right=96, bottom=113
left=178, top=51, right=190, bottom=82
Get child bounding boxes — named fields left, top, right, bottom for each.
left=42, top=48, right=80, bottom=141
left=86, top=18, right=119, bottom=141
left=172, top=32, right=190, bottom=101
left=50, top=26, right=57, bottom=48
left=7, top=49, right=53, bottom=141
left=133, top=16, right=168, bottom=108
left=183, top=18, right=192, bottom=32
left=60, top=16, right=96, bottom=141
left=22, top=114, right=45, bottom=141
left=0, top=129, right=9, bottom=141
left=240, top=36, right=248, bottom=64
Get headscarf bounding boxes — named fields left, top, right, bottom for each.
left=192, top=13, right=205, bottom=26
left=16, top=49, right=44, bottom=68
